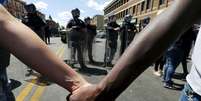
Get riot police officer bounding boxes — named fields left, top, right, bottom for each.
left=84, top=17, right=97, bottom=64
left=120, top=14, right=138, bottom=55
left=23, top=4, right=46, bottom=41
left=66, top=8, right=88, bottom=69
left=23, top=4, right=46, bottom=75
left=104, top=15, right=120, bottom=66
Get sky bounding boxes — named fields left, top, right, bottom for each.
left=23, top=0, right=113, bottom=26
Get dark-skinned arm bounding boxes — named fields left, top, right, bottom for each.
left=97, top=0, right=201, bottom=100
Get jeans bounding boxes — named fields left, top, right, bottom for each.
left=179, top=83, right=201, bottom=101
left=163, top=47, right=184, bottom=84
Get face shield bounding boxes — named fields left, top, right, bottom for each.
left=71, top=9, right=80, bottom=18
left=124, top=15, right=132, bottom=23
left=25, top=4, right=36, bottom=14
left=84, top=17, right=91, bottom=24
left=110, top=16, right=117, bottom=22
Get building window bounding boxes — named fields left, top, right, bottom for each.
left=146, top=0, right=151, bottom=9
left=159, top=0, right=165, bottom=5
left=123, top=10, right=125, bottom=17
left=126, top=9, right=128, bottom=15
left=129, top=7, right=132, bottom=14
left=133, top=6, right=136, bottom=14
left=137, top=4, right=140, bottom=14
left=141, top=1, right=145, bottom=11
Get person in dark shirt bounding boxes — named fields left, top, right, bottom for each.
left=163, top=26, right=197, bottom=88
left=66, top=8, right=87, bottom=69
left=180, top=27, right=197, bottom=79
left=44, top=24, right=51, bottom=44
left=104, top=15, right=120, bottom=66
left=120, top=15, right=138, bottom=55
left=23, top=4, right=46, bottom=76
left=84, top=17, right=97, bottom=64
left=23, top=4, right=46, bottom=41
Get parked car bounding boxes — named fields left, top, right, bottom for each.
left=95, top=31, right=106, bottom=43
left=60, top=29, right=68, bottom=44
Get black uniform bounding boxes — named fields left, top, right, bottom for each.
left=67, top=18, right=87, bottom=68
left=23, top=12, right=46, bottom=41
left=86, top=24, right=97, bottom=63
left=120, top=22, right=137, bottom=55
left=105, top=22, right=120, bottom=64
left=44, top=25, right=51, bottom=44
left=0, top=48, right=14, bottom=101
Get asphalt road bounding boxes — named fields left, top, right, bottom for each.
left=7, top=37, right=191, bottom=101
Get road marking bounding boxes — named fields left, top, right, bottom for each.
left=59, top=46, right=65, bottom=58
left=16, top=78, right=37, bottom=101
left=16, top=45, right=65, bottom=101
left=30, top=86, right=46, bottom=101
left=29, top=45, right=66, bottom=101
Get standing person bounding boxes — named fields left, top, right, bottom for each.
left=163, top=27, right=197, bottom=88
left=44, top=24, right=51, bottom=44
left=23, top=4, right=46, bottom=75
left=84, top=17, right=97, bottom=64
left=104, top=15, right=120, bottom=66
left=23, top=4, right=46, bottom=41
left=120, top=14, right=138, bottom=55
left=153, top=55, right=165, bottom=77
left=66, top=8, right=88, bottom=69
left=180, top=26, right=197, bottom=79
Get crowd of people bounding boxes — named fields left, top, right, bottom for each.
left=66, top=8, right=139, bottom=69
left=1, top=0, right=201, bottom=101
left=66, top=6, right=199, bottom=91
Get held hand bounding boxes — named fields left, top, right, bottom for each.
left=67, top=84, right=102, bottom=101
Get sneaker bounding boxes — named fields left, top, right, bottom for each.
left=163, top=83, right=173, bottom=89
left=153, top=71, right=162, bottom=77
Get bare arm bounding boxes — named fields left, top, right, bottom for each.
left=97, top=0, right=201, bottom=100
left=0, top=5, right=88, bottom=93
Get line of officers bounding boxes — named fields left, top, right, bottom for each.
left=67, top=8, right=138, bottom=69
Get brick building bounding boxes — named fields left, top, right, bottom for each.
left=5, top=0, right=26, bottom=20
left=104, top=0, right=174, bottom=25
left=92, top=15, right=104, bottom=30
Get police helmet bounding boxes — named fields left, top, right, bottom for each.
left=25, top=4, right=36, bottom=13
left=71, top=8, right=80, bottom=18
left=124, top=14, right=132, bottom=23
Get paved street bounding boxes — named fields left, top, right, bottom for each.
left=7, top=37, right=191, bottom=101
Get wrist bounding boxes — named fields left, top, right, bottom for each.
left=95, top=81, right=107, bottom=98
left=62, top=73, right=88, bottom=93
left=69, top=77, right=89, bottom=92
